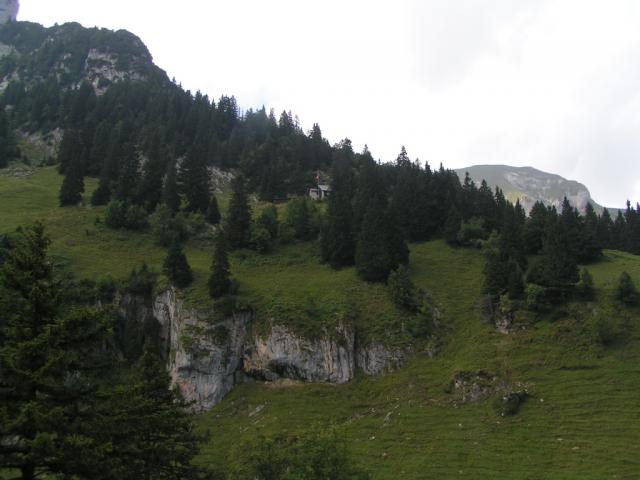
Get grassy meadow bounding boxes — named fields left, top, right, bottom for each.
left=1, top=165, right=640, bottom=479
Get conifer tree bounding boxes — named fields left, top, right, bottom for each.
left=225, top=175, right=252, bottom=249
left=355, top=198, right=408, bottom=282
left=209, top=233, right=231, bottom=298
left=59, top=150, right=85, bottom=206
left=115, top=142, right=141, bottom=204
left=523, top=201, right=549, bottom=254
left=320, top=152, right=356, bottom=268
left=163, top=160, right=181, bottom=214
left=105, top=345, right=207, bottom=479
left=444, top=205, right=462, bottom=245
left=180, top=133, right=211, bottom=214
left=162, top=241, right=193, bottom=288
left=0, top=224, right=112, bottom=479
left=206, top=193, right=221, bottom=225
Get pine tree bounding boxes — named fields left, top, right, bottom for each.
left=115, top=142, right=141, bottom=204
left=355, top=198, right=408, bottom=282
left=523, top=201, right=548, bottom=254
left=163, top=160, right=181, bottom=213
left=104, top=345, right=208, bottom=479
left=225, top=175, right=252, bottom=249
left=443, top=205, right=462, bottom=246
left=320, top=153, right=356, bottom=268
left=580, top=202, right=602, bottom=263
left=0, top=224, right=112, bottom=479
left=59, top=149, right=85, bottom=206
left=180, top=133, right=211, bottom=214
left=163, top=241, right=193, bottom=288
left=209, top=233, right=231, bottom=298
left=206, top=193, right=221, bottom=225
left=616, top=271, right=638, bottom=305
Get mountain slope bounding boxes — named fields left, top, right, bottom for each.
left=455, top=164, right=612, bottom=214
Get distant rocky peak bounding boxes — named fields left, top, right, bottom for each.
left=0, top=0, right=18, bottom=23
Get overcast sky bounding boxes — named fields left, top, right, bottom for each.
left=19, top=0, right=640, bottom=207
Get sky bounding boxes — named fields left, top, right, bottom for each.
left=18, top=0, right=640, bottom=207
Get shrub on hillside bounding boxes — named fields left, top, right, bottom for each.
left=250, top=224, right=272, bottom=253
left=388, top=265, right=421, bottom=312
left=576, top=268, right=595, bottom=300
left=457, top=217, right=487, bottom=247
left=615, top=271, right=638, bottom=305
left=163, top=242, right=193, bottom=288
left=525, top=284, right=548, bottom=311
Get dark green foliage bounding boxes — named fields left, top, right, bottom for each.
left=0, top=224, right=109, bottom=479
left=388, top=265, right=421, bottom=312
left=256, top=205, right=279, bottom=239
left=0, top=102, right=19, bottom=168
left=206, top=194, right=221, bottom=225
left=225, top=176, right=252, bottom=249
left=507, top=258, right=525, bottom=300
left=483, top=234, right=508, bottom=296
left=283, top=196, right=319, bottom=241
left=250, top=225, right=273, bottom=253
left=321, top=145, right=356, bottom=268
left=523, top=201, right=549, bottom=254
left=209, top=234, right=231, bottom=298
left=355, top=198, right=408, bottom=282
left=115, top=142, right=141, bottom=204
left=58, top=147, right=85, bottom=206
left=104, top=201, right=148, bottom=230
left=180, top=134, right=211, bottom=214
left=593, top=314, right=617, bottom=346
left=226, top=427, right=370, bottom=480
left=443, top=205, right=462, bottom=246
left=103, top=345, right=209, bottom=479
left=525, top=284, right=548, bottom=311
left=615, top=271, right=638, bottom=305
left=457, top=217, right=488, bottom=247
left=125, top=263, right=156, bottom=298
left=576, top=268, right=595, bottom=301
left=163, top=160, right=181, bottom=213
left=163, top=241, right=193, bottom=288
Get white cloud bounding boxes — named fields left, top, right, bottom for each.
left=18, top=0, right=640, bottom=207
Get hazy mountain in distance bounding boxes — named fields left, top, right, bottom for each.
left=455, top=164, right=616, bottom=214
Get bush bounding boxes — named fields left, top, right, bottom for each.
left=104, top=200, right=127, bottom=229
left=125, top=263, right=157, bottom=298
left=593, top=313, right=617, bottom=346
left=283, top=197, right=320, bottom=241
left=388, top=265, right=421, bottom=312
left=226, top=427, right=370, bottom=480
left=162, top=242, right=193, bottom=288
left=525, top=284, right=547, bottom=311
left=257, top=204, right=279, bottom=239
left=615, top=271, right=638, bottom=305
left=124, top=204, right=148, bottom=230
left=250, top=225, right=272, bottom=253
left=457, top=217, right=487, bottom=247
left=105, top=201, right=148, bottom=230
left=576, top=268, right=595, bottom=300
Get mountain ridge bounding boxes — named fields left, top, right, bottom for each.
left=455, top=163, right=616, bottom=214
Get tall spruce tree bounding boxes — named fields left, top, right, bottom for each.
left=180, top=133, right=211, bottom=214
left=320, top=149, right=356, bottom=268
left=206, top=194, right=221, bottom=225
left=59, top=150, right=85, bottom=206
left=355, top=196, right=408, bottom=282
left=0, top=224, right=112, bottom=479
left=162, top=241, right=193, bottom=288
left=209, top=233, right=231, bottom=298
left=225, top=175, right=252, bottom=249
left=162, top=159, right=181, bottom=213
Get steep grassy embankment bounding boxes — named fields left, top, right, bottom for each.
left=2, top=165, right=639, bottom=479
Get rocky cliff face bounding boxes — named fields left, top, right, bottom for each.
left=153, top=290, right=250, bottom=412
left=0, top=0, right=18, bottom=24
left=118, top=289, right=413, bottom=412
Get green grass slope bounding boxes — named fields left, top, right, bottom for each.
left=2, top=166, right=640, bottom=479
left=198, top=244, right=640, bottom=479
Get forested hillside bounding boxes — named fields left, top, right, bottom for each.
left=2, top=18, right=640, bottom=480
